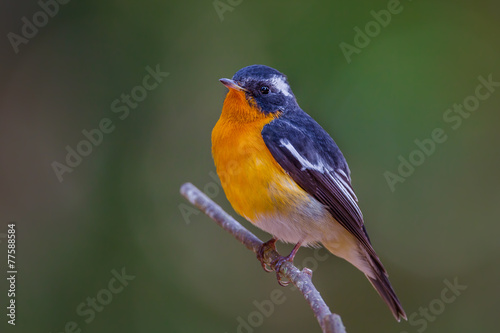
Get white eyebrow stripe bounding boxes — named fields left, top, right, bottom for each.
left=279, top=139, right=325, bottom=172
left=270, top=75, right=291, bottom=97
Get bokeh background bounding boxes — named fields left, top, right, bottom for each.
left=1, top=0, right=499, bottom=332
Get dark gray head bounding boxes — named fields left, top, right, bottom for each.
left=220, top=65, right=298, bottom=114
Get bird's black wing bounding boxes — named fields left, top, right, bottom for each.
left=261, top=112, right=378, bottom=258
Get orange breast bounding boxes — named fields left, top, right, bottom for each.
left=211, top=89, right=305, bottom=222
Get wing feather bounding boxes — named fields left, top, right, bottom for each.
left=262, top=115, right=379, bottom=260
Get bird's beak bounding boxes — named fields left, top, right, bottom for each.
left=219, top=78, right=247, bottom=92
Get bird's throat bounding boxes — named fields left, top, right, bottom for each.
left=220, top=89, right=272, bottom=123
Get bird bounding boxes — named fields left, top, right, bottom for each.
left=211, top=64, right=406, bottom=321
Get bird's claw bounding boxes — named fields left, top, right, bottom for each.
left=271, top=256, right=293, bottom=286
left=256, top=238, right=277, bottom=272
left=257, top=239, right=301, bottom=287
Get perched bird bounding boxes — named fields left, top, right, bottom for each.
left=211, top=64, right=406, bottom=321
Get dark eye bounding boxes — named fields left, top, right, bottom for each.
left=260, top=86, right=270, bottom=94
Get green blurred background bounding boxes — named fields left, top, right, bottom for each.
left=1, top=0, right=499, bottom=332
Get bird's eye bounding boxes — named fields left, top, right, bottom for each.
left=260, top=86, right=270, bottom=94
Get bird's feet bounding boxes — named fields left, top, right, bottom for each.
left=256, top=238, right=277, bottom=272
left=257, top=240, right=302, bottom=287
left=270, top=255, right=294, bottom=286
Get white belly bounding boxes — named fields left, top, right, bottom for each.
left=252, top=185, right=345, bottom=246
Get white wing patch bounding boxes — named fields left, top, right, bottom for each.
left=334, top=170, right=358, bottom=202
left=279, top=139, right=325, bottom=172
left=279, top=138, right=361, bottom=215
left=330, top=171, right=363, bottom=217
left=337, top=168, right=350, bottom=181
left=270, top=75, right=292, bottom=97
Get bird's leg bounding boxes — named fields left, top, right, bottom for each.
left=272, top=241, right=302, bottom=287
left=256, top=237, right=278, bottom=272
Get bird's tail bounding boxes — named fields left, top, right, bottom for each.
left=364, top=253, right=407, bottom=321
left=324, top=239, right=406, bottom=321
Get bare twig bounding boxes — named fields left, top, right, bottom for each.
left=180, top=182, right=347, bottom=333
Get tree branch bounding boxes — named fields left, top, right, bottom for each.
left=180, top=182, right=347, bottom=333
